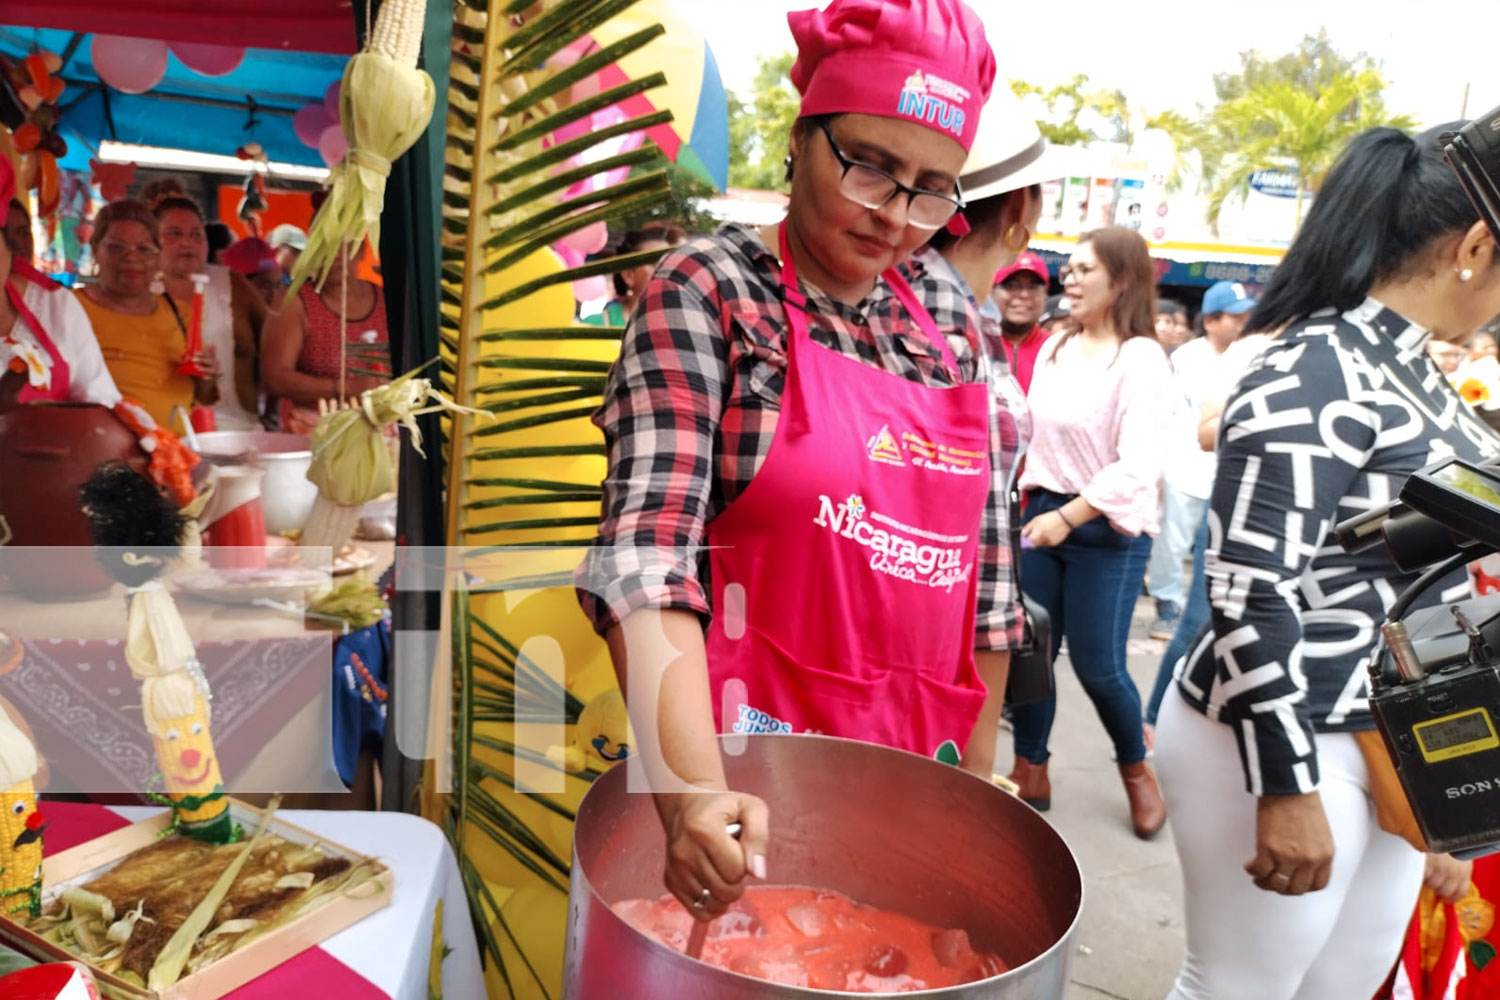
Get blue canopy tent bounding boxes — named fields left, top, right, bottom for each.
left=0, top=27, right=348, bottom=170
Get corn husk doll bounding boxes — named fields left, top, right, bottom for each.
left=0, top=704, right=44, bottom=918
left=79, top=462, right=232, bottom=844
left=300, top=370, right=480, bottom=554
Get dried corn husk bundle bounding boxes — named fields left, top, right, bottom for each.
left=0, top=706, right=42, bottom=918
left=289, top=0, right=435, bottom=297
left=301, top=370, right=483, bottom=551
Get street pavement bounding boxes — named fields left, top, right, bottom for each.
left=989, top=594, right=1186, bottom=1000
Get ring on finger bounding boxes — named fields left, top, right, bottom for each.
left=692, top=887, right=711, bottom=911
left=1270, top=872, right=1291, bottom=883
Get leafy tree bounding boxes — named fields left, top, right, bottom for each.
left=1197, top=31, right=1414, bottom=233
left=1213, top=30, right=1368, bottom=105
left=726, top=52, right=798, bottom=190
left=1009, top=76, right=1206, bottom=190
left=1204, top=69, right=1414, bottom=232
left=1008, top=75, right=1098, bottom=146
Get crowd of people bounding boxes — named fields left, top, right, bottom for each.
left=567, top=1, right=1500, bottom=998
left=0, top=168, right=390, bottom=434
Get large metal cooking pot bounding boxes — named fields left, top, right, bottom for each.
left=565, top=734, right=1082, bottom=999
left=191, top=430, right=318, bottom=535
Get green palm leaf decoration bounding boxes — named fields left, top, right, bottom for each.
left=425, top=2, right=687, bottom=997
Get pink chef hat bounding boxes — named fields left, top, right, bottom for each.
left=788, top=0, right=996, bottom=153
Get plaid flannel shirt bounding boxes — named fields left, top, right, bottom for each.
left=577, top=223, right=1025, bottom=651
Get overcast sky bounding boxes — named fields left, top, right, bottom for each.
left=690, top=1, right=1500, bottom=130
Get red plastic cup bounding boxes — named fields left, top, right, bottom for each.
left=189, top=407, right=216, bottom=434
left=207, top=498, right=268, bottom=571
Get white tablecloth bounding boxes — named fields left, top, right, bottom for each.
left=114, top=807, right=483, bottom=1000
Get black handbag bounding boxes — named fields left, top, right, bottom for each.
left=1005, top=489, right=1055, bottom=706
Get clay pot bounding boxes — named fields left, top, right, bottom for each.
left=0, top=402, right=149, bottom=600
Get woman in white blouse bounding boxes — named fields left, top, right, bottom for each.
left=0, top=161, right=119, bottom=409
left=1009, top=225, right=1174, bottom=838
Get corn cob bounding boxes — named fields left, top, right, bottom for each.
left=298, top=495, right=365, bottom=556
left=300, top=372, right=479, bottom=552
left=288, top=0, right=434, bottom=297
left=0, top=706, right=42, bottom=917
left=369, top=0, right=425, bottom=66
left=126, top=585, right=232, bottom=844
left=142, top=672, right=231, bottom=844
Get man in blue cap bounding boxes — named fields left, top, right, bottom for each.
left=1146, top=280, right=1257, bottom=641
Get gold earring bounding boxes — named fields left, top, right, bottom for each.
left=1003, top=222, right=1031, bottom=254
left=1460, top=268, right=1475, bottom=282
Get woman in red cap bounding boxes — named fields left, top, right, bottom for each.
left=579, top=0, right=1006, bottom=920
left=0, top=159, right=121, bottom=411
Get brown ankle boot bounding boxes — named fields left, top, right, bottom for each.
left=1007, top=758, right=1051, bottom=811
left=1119, top=761, right=1167, bottom=839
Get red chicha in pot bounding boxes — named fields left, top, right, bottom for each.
left=614, top=885, right=1005, bottom=992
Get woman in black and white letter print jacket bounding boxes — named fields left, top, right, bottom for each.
left=1155, top=122, right=1500, bottom=1000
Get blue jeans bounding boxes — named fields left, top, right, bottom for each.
left=1146, top=509, right=1211, bottom=725
left=1012, top=490, right=1153, bottom=766
left=1146, top=483, right=1206, bottom=609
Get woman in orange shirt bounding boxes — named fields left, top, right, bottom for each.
left=74, top=201, right=219, bottom=430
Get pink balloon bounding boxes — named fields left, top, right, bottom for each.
left=318, top=125, right=348, bottom=168
left=551, top=115, right=594, bottom=147
left=571, top=74, right=603, bottom=104
left=293, top=104, right=334, bottom=148
left=548, top=38, right=591, bottom=71
left=572, top=276, right=609, bottom=303
left=554, top=244, right=584, bottom=269
left=563, top=177, right=597, bottom=201
left=91, top=35, right=169, bottom=96
left=561, top=221, right=608, bottom=255
left=324, top=79, right=343, bottom=119
left=170, top=42, right=245, bottom=77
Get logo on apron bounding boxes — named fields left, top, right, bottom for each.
left=813, top=494, right=972, bottom=591
left=866, top=425, right=905, bottom=466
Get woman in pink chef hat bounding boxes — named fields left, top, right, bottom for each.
left=577, top=0, right=1019, bottom=921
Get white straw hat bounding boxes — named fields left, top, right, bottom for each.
left=960, top=93, right=1092, bottom=202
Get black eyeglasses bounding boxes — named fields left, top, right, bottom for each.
left=818, top=121, right=964, bottom=231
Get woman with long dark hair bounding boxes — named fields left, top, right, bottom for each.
left=1154, top=123, right=1500, bottom=1000
left=1008, top=225, right=1174, bottom=837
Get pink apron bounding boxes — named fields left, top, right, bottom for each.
left=5, top=280, right=70, bottom=403
left=704, top=226, right=992, bottom=760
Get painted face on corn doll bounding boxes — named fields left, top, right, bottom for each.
left=3, top=791, right=43, bottom=851
left=149, top=696, right=220, bottom=792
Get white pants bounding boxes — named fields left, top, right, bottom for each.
left=1155, top=690, right=1423, bottom=1000
left=1147, top=484, right=1206, bottom=609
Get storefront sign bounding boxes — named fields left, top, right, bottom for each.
left=1249, top=169, right=1301, bottom=200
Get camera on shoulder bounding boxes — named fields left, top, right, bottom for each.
left=1338, top=457, right=1500, bottom=856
